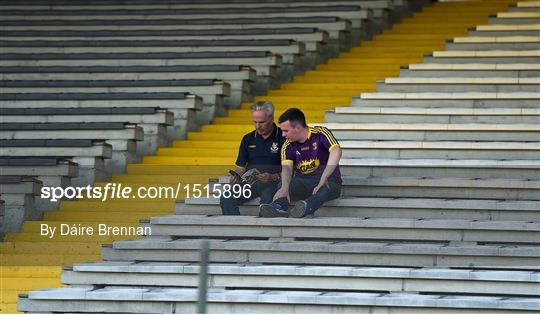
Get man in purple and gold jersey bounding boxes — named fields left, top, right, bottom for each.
left=260, top=108, right=342, bottom=218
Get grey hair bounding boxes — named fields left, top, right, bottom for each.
left=250, top=101, right=275, bottom=118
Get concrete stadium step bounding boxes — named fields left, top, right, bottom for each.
left=0, top=122, right=142, bottom=173
left=186, top=126, right=540, bottom=143
left=425, top=50, right=540, bottom=64
left=181, top=137, right=540, bottom=160
left=0, top=78, right=230, bottom=96
left=0, top=139, right=111, bottom=159
left=0, top=92, right=201, bottom=141
left=0, top=28, right=328, bottom=53
left=338, top=140, right=540, bottom=160
left=0, top=107, right=173, bottom=155
left=0, top=39, right=306, bottom=65
left=0, top=0, right=394, bottom=11
left=0, top=176, right=41, bottom=233
left=0, top=65, right=255, bottom=105
left=469, top=23, right=540, bottom=36
left=351, top=92, right=540, bottom=108
left=0, top=51, right=281, bottom=78
left=147, top=215, right=540, bottom=244
left=0, top=122, right=143, bottom=141
left=339, top=176, right=539, bottom=200
left=0, top=5, right=371, bottom=24
left=489, top=12, right=540, bottom=24
left=399, top=68, right=540, bottom=78
left=327, top=106, right=540, bottom=124
left=340, top=157, right=540, bottom=179
left=0, top=106, right=173, bottom=125
left=0, top=79, right=228, bottom=125
left=206, top=173, right=540, bottom=200
left=326, top=122, right=538, bottom=142
left=0, top=17, right=352, bottom=48
left=407, top=63, right=540, bottom=71
left=19, top=287, right=540, bottom=313
left=376, top=81, right=539, bottom=93
left=0, top=157, right=77, bottom=180
left=179, top=195, right=540, bottom=221
left=64, top=261, right=540, bottom=297
left=1, top=140, right=111, bottom=187
left=103, top=238, right=540, bottom=268
left=446, top=36, right=540, bottom=51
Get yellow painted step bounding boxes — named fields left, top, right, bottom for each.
left=292, top=77, right=389, bottom=84
left=1, top=278, right=65, bottom=291
left=250, top=96, right=351, bottom=104
left=112, top=174, right=212, bottom=183
left=43, top=211, right=163, bottom=222
left=0, top=266, right=61, bottom=278
left=1, top=254, right=98, bottom=266
left=110, top=175, right=217, bottom=184
left=158, top=148, right=236, bottom=157
left=126, top=164, right=230, bottom=175
left=280, top=83, right=374, bottom=90
left=59, top=200, right=174, bottom=212
left=4, top=233, right=126, bottom=243
left=2, top=291, right=33, bottom=304
left=1, top=302, right=20, bottom=313
left=328, top=58, right=424, bottom=65
left=143, top=156, right=235, bottom=165
left=213, top=117, right=324, bottom=124
left=267, top=89, right=367, bottom=96
left=1, top=242, right=101, bottom=255
left=172, top=141, right=238, bottom=148
left=316, top=64, right=404, bottom=71
left=22, top=221, right=145, bottom=232
left=222, top=110, right=324, bottom=122
left=201, top=125, right=255, bottom=133
left=303, top=69, right=398, bottom=76
left=242, top=102, right=351, bottom=111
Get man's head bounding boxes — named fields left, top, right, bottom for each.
left=278, top=108, right=308, bottom=142
left=250, top=101, right=275, bottom=137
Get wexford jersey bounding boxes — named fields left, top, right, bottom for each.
left=281, top=126, right=342, bottom=184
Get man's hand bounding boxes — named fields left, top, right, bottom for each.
left=273, top=186, right=290, bottom=202
left=229, top=172, right=241, bottom=185
left=313, top=178, right=329, bottom=195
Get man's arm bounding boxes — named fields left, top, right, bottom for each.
left=273, top=162, right=293, bottom=201
left=313, top=146, right=342, bottom=194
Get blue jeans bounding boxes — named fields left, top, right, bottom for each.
left=220, top=180, right=279, bottom=215
left=271, top=176, right=342, bottom=215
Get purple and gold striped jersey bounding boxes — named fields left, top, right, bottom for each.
left=281, top=126, right=342, bottom=184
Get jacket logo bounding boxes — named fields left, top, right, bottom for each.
left=270, top=142, right=279, bottom=153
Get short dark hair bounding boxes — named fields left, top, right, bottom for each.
left=278, top=108, right=307, bottom=128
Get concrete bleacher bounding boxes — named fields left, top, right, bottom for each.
left=1, top=107, right=173, bottom=156
left=0, top=65, right=255, bottom=107
left=0, top=157, right=78, bottom=213
left=1, top=122, right=143, bottom=173
left=0, top=78, right=229, bottom=125
left=1, top=139, right=112, bottom=188
left=0, top=176, right=42, bottom=233
left=7, top=0, right=540, bottom=313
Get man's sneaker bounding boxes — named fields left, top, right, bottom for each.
left=259, top=203, right=288, bottom=218
left=289, top=200, right=308, bottom=218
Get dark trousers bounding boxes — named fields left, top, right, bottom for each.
left=271, top=176, right=341, bottom=215
left=220, top=180, right=279, bottom=215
